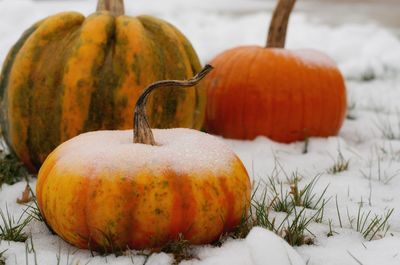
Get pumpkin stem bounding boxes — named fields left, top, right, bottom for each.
left=96, top=0, right=125, bottom=16
left=133, top=65, right=214, bottom=145
left=266, top=0, right=296, bottom=48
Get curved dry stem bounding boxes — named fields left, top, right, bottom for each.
left=267, top=0, right=296, bottom=48
left=133, top=65, right=214, bottom=145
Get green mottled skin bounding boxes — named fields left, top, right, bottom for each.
left=138, top=16, right=193, bottom=127
left=0, top=21, right=43, bottom=156
left=28, top=25, right=83, bottom=168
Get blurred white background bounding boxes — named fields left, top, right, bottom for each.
left=1, top=0, right=399, bottom=80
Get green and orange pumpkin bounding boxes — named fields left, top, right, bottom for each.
left=205, top=0, right=347, bottom=142
left=36, top=66, right=251, bottom=250
left=0, top=0, right=205, bottom=173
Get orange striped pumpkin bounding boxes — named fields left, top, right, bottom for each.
left=205, top=0, right=347, bottom=142
left=0, top=0, right=205, bottom=173
left=36, top=67, right=251, bottom=250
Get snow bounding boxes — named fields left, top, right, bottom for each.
left=294, top=49, right=338, bottom=69
left=49, top=128, right=237, bottom=176
left=181, top=228, right=304, bottom=265
left=1, top=0, right=400, bottom=264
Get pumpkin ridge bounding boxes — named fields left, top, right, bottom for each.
left=141, top=17, right=177, bottom=126
left=326, top=69, right=339, bottom=135
left=64, top=170, right=92, bottom=249
left=218, top=176, right=236, bottom=231
left=135, top=16, right=167, bottom=128
left=167, top=172, right=197, bottom=243
left=170, top=26, right=204, bottom=129
left=66, top=168, right=92, bottom=249
left=270, top=51, right=287, bottom=138
left=111, top=16, right=150, bottom=130
left=160, top=21, right=198, bottom=129
left=217, top=48, right=253, bottom=137
left=39, top=157, right=66, bottom=238
left=124, top=175, right=143, bottom=249
left=242, top=48, right=262, bottom=139
left=293, top=54, right=310, bottom=139
left=267, top=51, right=282, bottom=138
left=137, top=16, right=196, bottom=128
left=332, top=71, right=347, bottom=134
left=334, top=72, right=346, bottom=134
left=61, top=12, right=115, bottom=141
left=83, top=21, right=119, bottom=131
left=297, top=56, right=306, bottom=138
left=315, top=65, right=330, bottom=136
left=75, top=170, right=106, bottom=250
left=137, top=16, right=167, bottom=78
left=27, top=24, right=83, bottom=169
left=329, top=70, right=343, bottom=134
left=279, top=51, right=301, bottom=139
left=7, top=12, right=85, bottom=171
left=0, top=21, right=42, bottom=156
left=36, top=152, right=58, bottom=224
left=196, top=176, right=223, bottom=242
left=216, top=47, right=250, bottom=138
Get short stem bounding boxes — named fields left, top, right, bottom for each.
left=96, top=0, right=125, bottom=16
left=266, top=0, right=296, bottom=48
left=133, top=65, right=214, bottom=145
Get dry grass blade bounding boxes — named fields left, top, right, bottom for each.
left=328, top=151, right=350, bottom=174
left=17, top=184, right=33, bottom=204
left=289, top=175, right=329, bottom=210
left=161, top=234, right=194, bottom=264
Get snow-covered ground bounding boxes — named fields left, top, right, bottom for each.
left=1, top=0, right=400, bottom=264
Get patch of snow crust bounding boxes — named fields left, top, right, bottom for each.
left=294, top=49, right=338, bottom=69
left=54, top=128, right=236, bottom=176
left=181, top=227, right=305, bottom=265
left=246, top=228, right=304, bottom=265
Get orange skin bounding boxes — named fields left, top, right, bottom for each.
left=36, top=129, right=251, bottom=251
left=205, top=46, right=347, bottom=142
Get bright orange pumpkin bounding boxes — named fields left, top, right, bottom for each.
left=36, top=66, right=251, bottom=251
left=205, top=0, right=347, bottom=142
left=0, top=0, right=205, bottom=173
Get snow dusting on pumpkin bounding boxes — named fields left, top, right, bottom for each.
left=53, top=128, right=238, bottom=176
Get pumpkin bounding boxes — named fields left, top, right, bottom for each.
left=36, top=65, right=251, bottom=251
left=0, top=0, right=205, bottom=173
left=205, top=0, right=347, bottom=142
